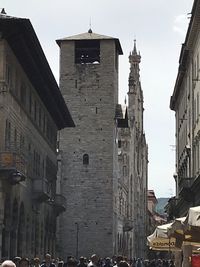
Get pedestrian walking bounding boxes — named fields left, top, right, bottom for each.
left=88, top=255, right=100, bottom=267
left=136, top=259, right=143, bottom=267
left=41, top=254, right=56, bottom=267
left=13, top=257, right=21, bottom=267
left=33, top=258, right=40, bottom=267
left=113, top=256, right=123, bottom=267
left=19, top=258, right=30, bottom=267
left=2, top=261, right=16, bottom=267
left=103, top=258, right=112, bottom=267
left=118, top=261, right=129, bottom=267
left=77, top=257, right=87, bottom=267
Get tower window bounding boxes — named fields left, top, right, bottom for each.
left=75, top=40, right=100, bottom=64
left=83, top=154, right=89, bottom=165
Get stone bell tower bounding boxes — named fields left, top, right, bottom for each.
left=56, top=30, right=123, bottom=258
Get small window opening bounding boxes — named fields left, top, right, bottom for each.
left=75, top=40, right=100, bottom=64
left=83, top=154, right=89, bottom=165
left=96, top=107, right=98, bottom=114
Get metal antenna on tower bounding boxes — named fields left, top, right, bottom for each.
left=88, top=17, right=92, bottom=33
left=0, top=8, right=6, bottom=15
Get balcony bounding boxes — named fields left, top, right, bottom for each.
left=0, top=151, right=26, bottom=184
left=123, top=219, right=134, bottom=232
left=53, top=194, right=66, bottom=215
left=32, top=179, right=50, bottom=202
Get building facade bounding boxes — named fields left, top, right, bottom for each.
left=57, top=33, right=148, bottom=259
left=57, top=30, right=123, bottom=258
left=116, top=104, right=132, bottom=258
left=147, top=190, right=167, bottom=235
left=127, top=42, right=148, bottom=258
left=115, top=41, right=148, bottom=259
left=170, top=0, right=200, bottom=216
left=0, top=12, right=74, bottom=259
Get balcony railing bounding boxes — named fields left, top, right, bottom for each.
left=0, top=151, right=26, bottom=183
left=32, top=179, right=50, bottom=202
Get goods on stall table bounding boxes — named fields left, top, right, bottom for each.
left=191, top=254, right=200, bottom=267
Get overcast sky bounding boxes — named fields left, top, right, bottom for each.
left=2, top=0, right=194, bottom=197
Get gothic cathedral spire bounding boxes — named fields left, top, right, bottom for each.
left=128, top=40, right=143, bottom=132
left=128, top=39, right=141, bottom=91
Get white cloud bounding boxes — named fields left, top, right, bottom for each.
left=173, top=14, right=188, bottom=37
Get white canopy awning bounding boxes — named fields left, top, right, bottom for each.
left=147, top=223, right=179, bottom=251
left=185, top=206, right=200, bottom=227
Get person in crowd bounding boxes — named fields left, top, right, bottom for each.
left=113, top=256, right=123, bottom=267
left=33, top=258, right=40, bottom=267
left=156, top=259, right=162, bottom=267
left=19, top=258, right=30, bottom=267
left=136, top=259, right=143, bottom=267
left=57, top=261, right=64, bottom=267
left=168, top=260, right=174, bottom=267
left=41, top=254, right=56, bottom=267
left=13, top=257, right=21, bottom=267
left=66, top=258, right=77, bottom=267
left=162, top=260, right=169, bottom=267
left=118, top=261, right=129, bottom=267
left=103, top=258, right=112, bottom=267
left=149, top=260, right=156, bottom=267
left=88, top=255, right=99, bottom=267
left=77, top=257, right=87, bottom=267
left=2, top=260, right=16, bottom=267
left=130, top=258, right=136, bottom=267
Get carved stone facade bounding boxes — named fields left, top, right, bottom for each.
left=0, top=13, right=73, bottom=259
left=116, top=41, right=148, bottom=259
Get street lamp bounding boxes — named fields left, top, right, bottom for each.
left=74, top=222, right=89, bottom=258
left=75, top=222, right=79, bottom=259
left=10, top=171, right=24, bottom=184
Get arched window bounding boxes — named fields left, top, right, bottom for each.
left=83, top=154, right=89, bottom=165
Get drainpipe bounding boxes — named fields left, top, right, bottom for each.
left=0, top=180, right=5, bottom=259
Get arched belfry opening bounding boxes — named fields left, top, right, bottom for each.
left=75, top=40, right=100, bottom=64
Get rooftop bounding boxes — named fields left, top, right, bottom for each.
left=0, top=13, right=74, bottom=129
left=56, top=30, right=123, bottom=55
